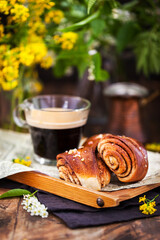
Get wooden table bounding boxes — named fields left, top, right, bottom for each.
left=1, top=186, right=160, bottom=240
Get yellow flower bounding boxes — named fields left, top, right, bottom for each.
left=1, top=80, right=18, bottom=91
left=13, top=156, right=32, bottom=167
left=53, top=35, right=61, bottom=43
left=34, top=81, right=43, bottom=93
left=54, top=32, right=78, bottom=50
left=139, top=194, right=159, bottom=215
left=40, top=55, right=53, bottom=69
left=1, top=48, right=20, bottom=90
left=139, top=195, right=146, bottom=203
left=11, top=4, right=29, bottom=23
left=0, top=45, right=7, bottom=54
left=9, top=0, right=25, bottom=5
left=139, top=202, right=157, bottom=215
left=28, top=0, right=55, bottom=17
left=29, top=20, right=46, bottom=35
left=0, top=25, right=4, bottom=39
left=145, top=143, right=160, bottom=152
left=29, top=35, right=48, bottom=58
left=0, top=71, right=4, bottom=82
left=13, top=158, right=20, bottom=164
left=28, top=0, right=55, bottom=6
left=2, top=65, right=19, bottom=82
left=35, top=0, right=55, bottom=9
left=61, top=41, right=74, bottom=50
left=61, top=32, right=78, bottom=44
left=27, top=79, right=43, bottom=94
left=0, top=0, right=10, bottom=14
left=32, top=43, right=47, bottom=62
left=19, top=34, right=49, bottom=67
left=19, top=45, right=35, bottom=66
left=45, top=10, right=64, bottom=24
left=21, top=159, right=26, bottom=165
left=25, top=160, right=32, bottom=167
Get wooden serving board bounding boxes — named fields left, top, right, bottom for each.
left=7, top=171, right=160, bottom=208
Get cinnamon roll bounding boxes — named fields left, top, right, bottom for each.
left=97, top=134, right=148, bottom=183
left=56, top=146, right=111, bottom=190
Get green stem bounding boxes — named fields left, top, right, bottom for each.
left=18, top=65, right=25, bottom=104
left=146, top=194, right=159, bottom=203
left=10, top=65, right=25, bottom=130
left=29, top=190, right=38, bottom=197
left=60, top=10, right=100, bottom=32
left=151, top=194, right=159, bottom=202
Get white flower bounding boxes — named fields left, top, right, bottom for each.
left=27, top=205, right=34, bottom=213
left=112, top=8, right=135, bottom=22
left=29, top=196, right=39, bottom=205
left=40, top=204, right=47, bottom=210
left=23, top=205, right=28, bottom=210
left=30, top=208, right=39, bottom=216
left=21, top=200, right=27, bottom=205
left=88, top=49, right=97, bottom=56
left=40, top=210, right=49, bottom=218
left=88, top=62, right=95, bottom=81
left=21, top=194, right=49, bottom=218
left=23, top=194, right=30, bottom=199
left=37, top=208, right=43, bottom=215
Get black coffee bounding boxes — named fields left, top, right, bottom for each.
left=29, top=126, right=83, bottom=160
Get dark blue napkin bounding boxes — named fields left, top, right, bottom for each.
left=0, top=178, right=160, bottom=229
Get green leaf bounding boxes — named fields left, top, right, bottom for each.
left=70, top=4, right=86, bottom=18
left=134, top=31, right=160, bottom=75
left=90, top=19, right=106, bottom=36
left=53, top=60, right=67, bottom=77
left=88, top=0, right=97, bottom=14
left=122, top=0, right=138, bottom=10
left=92, top=52, right=109, bottom=81
left=0, top=189, right=31, bottom=199
left=56, top=49, right=89, bottom=60
left=60, top=10, right=100, bottom=32
left=104, top=0, right=119, bottom=10
left=78, top=61, right=89, bottom=78
left=92, top=52, right=101, bottom=79
left=116, top=22, right=138, bottom=53
left=98, top=69, right=109, bottom=82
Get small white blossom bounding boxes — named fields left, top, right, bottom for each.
left=29, top=196, right=39, bottom=205
left=30, top=208, right=39, bottom=216
left=40, top=210, right=49, bottom=218
left=21, top=193, right=48, bottom=218
left=21, top=200, right=27, bottom=205
left=112, top=8, right=135, bottom=22
left=88, top=49, right=97, bottom=56
left=23, top=194, right=30, bottom=199
left=40, top=204, right=47, bottom=210
left=88, top=62, right=95, bottom=81
left=27, top=206, right=34, bottom=213
left=23, top=205, right=28, bottom=210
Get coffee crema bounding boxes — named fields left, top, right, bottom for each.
left=26, top=108, right=87, bottom=160
left=25, top=108, right=88, bottom=129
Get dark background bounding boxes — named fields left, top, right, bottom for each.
left=38, top=66, right=160, bottom=144
left=0, top=66, right=160, bottom=144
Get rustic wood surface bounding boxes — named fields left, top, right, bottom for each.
left=1, top=187, right=160, bottom=240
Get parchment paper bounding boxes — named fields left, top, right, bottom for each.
left=0, top=129, right=160, bottom=191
